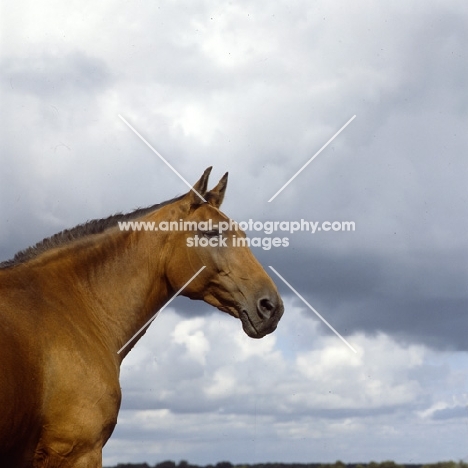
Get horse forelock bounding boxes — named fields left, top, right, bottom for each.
left=0, top=194, right=186, bottom=269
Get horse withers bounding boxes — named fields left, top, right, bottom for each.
left=0, top=167, right=284, bottom=467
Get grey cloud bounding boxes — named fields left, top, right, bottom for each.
left=255, top=245, right=468, bottom=351
left=432, top=405, right=468, bottom=420
left=2, top=51, right=113, bottom=97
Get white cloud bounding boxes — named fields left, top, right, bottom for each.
left=108, top=305, right=468, bottom=463
left=172, top=317, right=211, bottom=365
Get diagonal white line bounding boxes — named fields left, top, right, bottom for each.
left=268, top=266, right=357, bottom=353
left=117, top=266, right=206, bottom=354
left=268, top=114, right=356, bottom=202
left=118, top=114, right=206, bottom=202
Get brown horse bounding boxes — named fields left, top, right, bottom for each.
left=0, top=167, right=284, bottom=467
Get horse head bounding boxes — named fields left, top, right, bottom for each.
left=162, top=167, right=284, bottom=339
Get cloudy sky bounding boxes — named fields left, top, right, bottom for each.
left=1, top=0, right=468, bottom=465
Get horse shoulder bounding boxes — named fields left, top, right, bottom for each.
left=0, top=292, right=43, bottom=457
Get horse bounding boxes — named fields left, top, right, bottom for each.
left=0, top=167, right=284, bottom=467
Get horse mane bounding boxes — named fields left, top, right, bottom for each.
left=0, top=194, right=185, bottom=269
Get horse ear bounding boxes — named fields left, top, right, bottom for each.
left=184, top=166, right=212, bottom=208
left=205, top=172, right=228, bottom=208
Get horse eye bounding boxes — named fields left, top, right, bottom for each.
left=202, top=229, right=219, bottom=238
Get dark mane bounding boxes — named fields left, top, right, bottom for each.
left=0, top=194, right=185, bottom=269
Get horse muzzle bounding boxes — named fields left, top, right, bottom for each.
left=239, top=294, right=284, bottom=339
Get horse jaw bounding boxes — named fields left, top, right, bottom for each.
left=202, top=292, right=284, bottom=339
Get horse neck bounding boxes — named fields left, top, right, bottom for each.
left=28, top=226, right=173, bottom=359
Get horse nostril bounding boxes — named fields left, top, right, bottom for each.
left=258, top=297, right=276, bottom=319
